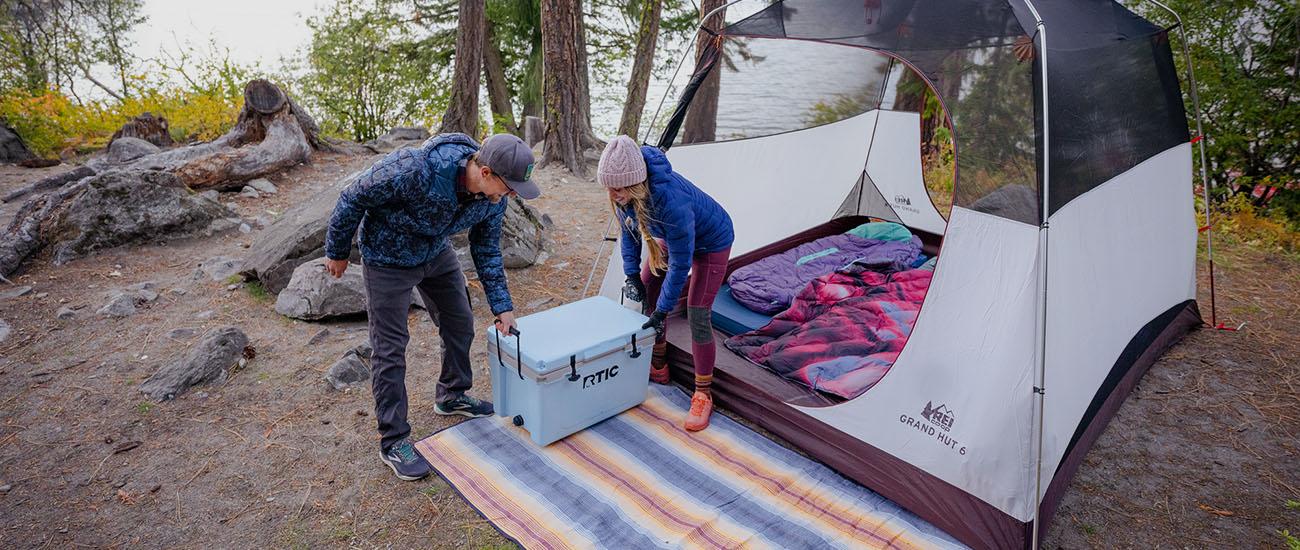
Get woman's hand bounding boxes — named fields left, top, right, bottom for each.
left=642, top=310, right=667, bottom=340
left=623, top=275, right=647, bottom=303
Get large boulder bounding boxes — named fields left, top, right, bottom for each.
left=242, top=169, right=365, bottom=294
left=47, top=170, right=233, bottom=264
left=274, top=258, right=368, bottom=320
left=139, top=326, right=249, bottom=401
left=0, top=123, right=34, bottom=163
left=243, top=171, right=549, bottom=295
left=105, top=137, right=160, bottom=164
left=447, top=196, right=549, bottom=269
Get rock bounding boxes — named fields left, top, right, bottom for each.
left=139, top=326, right=249, bottom=401
left=306, top=328, right=331, bottom=345
left=126, top=281, right=158, bottom=302
left=239, top=186, right=260, bottom=199
left=325, top=344, right=372, bottom=390
left=195, top=310, right=215, bottom=320
left=56, top=306, right=77, bottom=320
left=105, top=137, right=160, bottom=164
left=365, top=127, right=430, bottom=152
left=225, top=201, right=238, bottom=211
left=526, top=297, right=554, bottom=310
left=194, top=256, right=244, bottom=282
left=166, top=327, right=197, bottom=339
left=382, top=127, right=430, bottom=142
left=0, top=483, right=11, bottom=492
left=206, top=218, right=241, bottom=235
left=0, top=285, right=33, bottom=299
left=241, top=169, right=366, bottom=294
left=33, top=292, right=47, bottom=299
left=246, top=178, right=277, bottom=194
left=1, top=123, right=34, bottom=163
left=238, top=223, right=252, bottom=234
left=97, top=292, right=138, bottom=317
left=47, top=170, right=233, bottom=265
left=0, top=319, right=9, bottom=344
left=200, top=190, right=220, bottom=201
left=274, top=258, right=368, bottom=320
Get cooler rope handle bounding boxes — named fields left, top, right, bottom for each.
left=495, top=327, right=523, bottom=380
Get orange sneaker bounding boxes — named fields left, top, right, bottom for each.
left=649, top=364, right=670, bottom=385
left=684, top=391, right=713, bottom=431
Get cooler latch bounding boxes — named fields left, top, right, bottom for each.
left=568, top=356, right=580, bottom=382
left=628, top=334, right=641, bottom=358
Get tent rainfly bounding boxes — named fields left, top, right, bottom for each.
left=597, top=0, right=1205, bottom=548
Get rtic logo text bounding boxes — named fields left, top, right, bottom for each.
left=582, top=365, right=619, bottom=389
left=921, top=401, right=955, bottom=431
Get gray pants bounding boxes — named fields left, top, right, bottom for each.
left=363, top=246, right=475, bottom=451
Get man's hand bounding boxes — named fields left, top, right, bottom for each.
left=324, top=258, right=349, bottom=278
left=494, top=310, right=518, bottom=335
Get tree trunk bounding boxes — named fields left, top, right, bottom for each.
left=439, top=0, right=486, bottom=136
left=683, top=0, right=726, bottom=144
left=540, top=0, right=600, bottom=176
left=483, top=20, right=520, bottom=136
left=575, top=0, right=592, bottom=130
left=617, top=0, right=663, bottom=140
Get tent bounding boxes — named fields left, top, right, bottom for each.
left=596, top=0, right=1206, bottom=547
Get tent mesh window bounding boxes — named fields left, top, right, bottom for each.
left=658, top=0, right=1190, bottom=227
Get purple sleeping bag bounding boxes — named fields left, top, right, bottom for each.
left=727, top=233, right=921, bottom=314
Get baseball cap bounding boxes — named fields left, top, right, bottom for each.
left=478, top=134, right=541, bottom=200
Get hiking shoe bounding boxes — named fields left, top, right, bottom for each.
left=434, top=395, right=494, bottom=418
left=380, top=438, right=432, bottom=481
left=649, top=364, right=670, bottom=385
left=684, top=391, right=713, bottom=432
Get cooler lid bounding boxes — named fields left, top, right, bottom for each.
left=488, top=296, right=654, bottom=375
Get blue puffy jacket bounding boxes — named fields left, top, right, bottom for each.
left=620, top=146, right=734, bottom=313
left=325, top=133, right=514, bottom=315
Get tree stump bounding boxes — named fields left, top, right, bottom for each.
left=109, top=112, right=175, bottom=148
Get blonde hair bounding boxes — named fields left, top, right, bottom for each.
left=610, top=182, right=668, bottom=275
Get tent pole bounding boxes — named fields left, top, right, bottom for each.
left=641, top=0, right=747, bottom=145
left=1143, top=0, right=1217, bottom=326
left=581, top=215, right=618, bottom=299
left=1022, top=1, right=1049, bottom=549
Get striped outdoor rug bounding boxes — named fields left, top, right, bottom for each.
left=415, top=385, right=965, bottom=549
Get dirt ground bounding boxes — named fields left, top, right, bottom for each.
left=0, top=153, right=1295, bottom=549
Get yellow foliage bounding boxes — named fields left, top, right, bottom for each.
left=1215, top=193, right=1300, bottom=253
left=0, top=83, right=241, bottom=158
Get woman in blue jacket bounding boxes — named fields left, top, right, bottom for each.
left=597, top=135, right=734, bottom=431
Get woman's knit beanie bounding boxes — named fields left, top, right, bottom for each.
left=597, top=135, right=647, bottom=189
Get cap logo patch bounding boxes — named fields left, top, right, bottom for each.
left=523, top=163, right=534, bottom=180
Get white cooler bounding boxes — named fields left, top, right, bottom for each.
left=487, top=296, right=656, bottom=446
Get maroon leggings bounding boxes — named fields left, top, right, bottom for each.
left=642, top=246, right=731, bottom=379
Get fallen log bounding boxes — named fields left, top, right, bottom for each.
left=113, top=80, right=319, bottom=190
